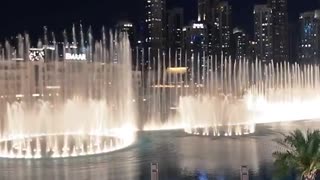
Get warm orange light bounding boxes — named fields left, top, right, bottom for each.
left=166, top=67, right=188, bottom=74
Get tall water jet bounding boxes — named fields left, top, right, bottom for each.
left=0, top=26, right=137, bottom=158
left=141, top=49, right=320, bottom=137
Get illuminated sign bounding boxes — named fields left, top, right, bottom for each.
left=123, top=23, right=133, bottom=27
left=65, top=53, right=86, bottom=61
left=192, top=23, right=204, bottom=29
left=29, top=48, right=45, bottom=61
left=44, top=45, right=55, bottom=50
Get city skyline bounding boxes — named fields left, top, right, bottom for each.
left=0, top=0, right=318, bottom=40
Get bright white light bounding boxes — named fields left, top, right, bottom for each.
left=65, top=53, right=86, bottom=61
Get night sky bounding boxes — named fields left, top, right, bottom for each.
left=0, top=0, right=319, bottom=40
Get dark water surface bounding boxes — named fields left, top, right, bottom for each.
left=1, top=121, right=318, bottom=180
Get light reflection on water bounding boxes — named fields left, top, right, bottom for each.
left=0, top=121, right=319, bottom=180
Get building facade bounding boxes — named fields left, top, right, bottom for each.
left=232, top=28, right=248, bottom=60
left=198, top=0, right=219, bottom=22
left=254, top=4, right=273, bottom=64
left=115, top=21, right=136, bottom=47
left=298, top=10, right=320, bottom=63
left=145, top=0, right=167, bottom=62
left=214, top=1, right=232, bottom=58
left=167, top=8, right=184, bottom=49
left=268, top=0, right=289, bottom=62
left=182, top=22, right=208, bottom=84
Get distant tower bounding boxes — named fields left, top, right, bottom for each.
left=214, top=1, right=232, bottom=58
left=115, top=21, right=135, bottom=47
left=182, top=22, right=208, bottom=84
left=298, top=10, right=320, bottom=64
left=254, top=4, right=273, bottom=64
left=182, top=22, right=208, bottom=61
left=168, top=8, right=184, bottom=49
left=268, top=0, right=289, bottom=62
left=168, top=8, right=184, bottom=65
left=232, top=27, right=248, bottom=60
left=198, top=0, right=219, bottom=22
left=145, top=0, right=167, bottom=63
left=198, top=0, right=219, bottom=56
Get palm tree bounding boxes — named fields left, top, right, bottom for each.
left=273, top=129, right=320, bottom=180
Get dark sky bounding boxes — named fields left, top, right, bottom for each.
left=0, top=0, right=319, bottom=40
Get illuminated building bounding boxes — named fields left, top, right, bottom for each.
left=232, top=27, right=248, bottom=60
left=145, top=0, right=166, bottom=63
left=168, top=8, right=184, bottom=49
left=198, top=0, right=219, bottom=22
left=214, top=1, right=232, bottom=58
left=182, top=22, right=208, bottom=60
left=115, top=21, right=136, bottom=47
left=182, top=22, right=208, bottom=84
left=268, top=0, right=289, bottom=62
left=197, top=0, right=219, bottom=56
left=298, top=10, right=320, bottom=63
left=168, top=8, right=184, bottom=66
left=254, top=4, right=273, bottom=64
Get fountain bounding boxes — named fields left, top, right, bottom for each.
left=0, top=26, right=137, bottom=158
left=141, top=51, right=320, bottom=137
left=2, top=24, right=320, bottom=159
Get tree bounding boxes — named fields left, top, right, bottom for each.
left=273, top=129, right=320, bottom=180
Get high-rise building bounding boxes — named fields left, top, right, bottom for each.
left=214, top=1, right=232, bottom=58
left=268, top=0, right=289, bottom=62
left=298, top=10, right=320, bottom=63
left=288, top=23, right=298, bottom=63
left=254, top=4, right=273, bottom=64
left=232, top=27, right=248, bottom=60
left=145, top=0, right=166, bottom=62
left=182, top=22, right=208, bottom=84
left=247, top=40, right=257, bottom=62
left=168, top=8, right=184, bottom=49
left=115, top=21, right=136, bottom=46
left=198, top=0, right=219, bottom=22
left=182, top=22, right=208, bottom=58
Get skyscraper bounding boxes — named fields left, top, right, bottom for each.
left=298, top=10, right=320, bottom=63
left=115, top=21, right=136, bottom=46
left=198, top=0, right=220, bottom=57
left=268, top=0, right=289, bottom=62
left=145, top=0, right=166, bottom=62
left=168, top=8, right=184, bottom=49
left=232, top=27, right=248, bottom=60
left=214, top=1, right=232, bottom=57
left=182, top=22, right=208, bottom=84
left=254, top=4, right=273, bottom=63
left=198, top=0, right=219, bottom=22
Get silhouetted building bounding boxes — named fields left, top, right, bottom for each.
left=254, top=4, right=273, bottom=64
left=214, top=1, right=232, bottom=58
left=115, top=21, right=136, bottom=46
left=288, top=23, right=299, bottom=63
left=198, top=0, right=219, bottom=22
left=168, top=8, right=184, bottom=49
left=298, top=10, right=320, bottom=64
left=183, top=22, right=208, bottom=82
left=183, top=22, right=208, bottom=59
left=145, top=0, right=167, bottom=63
left=268, top=0, right=289, bottom=62
left=232, top=27, right=248, bottom=60
left=247, top=40, right=257, bottom=62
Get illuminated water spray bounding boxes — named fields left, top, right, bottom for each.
left=142, top=52, right=320, bottom=137
left=0, top=26, right=136, bottom=158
